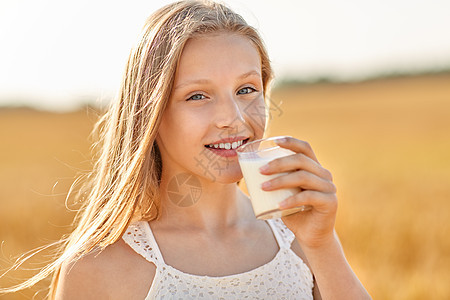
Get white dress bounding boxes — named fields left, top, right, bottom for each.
left=122, top=218, right=314, bottom=299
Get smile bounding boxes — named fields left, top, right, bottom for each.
left=205, top=138, right=248, bottom=150
left=204, top=138, right=250, bottom=157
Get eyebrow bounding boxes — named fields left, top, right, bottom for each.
left=174, top=70, right=262, bottom=90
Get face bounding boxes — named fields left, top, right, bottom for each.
left=156, top=32, right=266, bottom=184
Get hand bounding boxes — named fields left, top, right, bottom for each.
left=259, top=136, right=338, bottom=249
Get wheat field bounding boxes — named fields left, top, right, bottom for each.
left=1, top=73, right=450, bottom=299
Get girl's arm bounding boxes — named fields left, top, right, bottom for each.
left=260, top=137, right=371, bottom=299
left=300, top=231, right=370, bottom=299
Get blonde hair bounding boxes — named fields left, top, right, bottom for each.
left=0, top=0, right=273, bottom=298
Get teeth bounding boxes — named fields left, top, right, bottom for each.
left=207, top=139, right=247, bottom=150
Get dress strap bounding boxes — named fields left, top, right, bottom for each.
left=122, top=221, right=165, bottom=266
left=266, top=218, right=296, bottom=249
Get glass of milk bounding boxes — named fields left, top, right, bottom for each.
left=237, top=136, right=312, bottom=220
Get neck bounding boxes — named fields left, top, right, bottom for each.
left=156, top=173, right=253, bottom=231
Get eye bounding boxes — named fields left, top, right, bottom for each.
left=187, top=93, right=206, bottom=101
left=237, top=87, right=257, bottom=95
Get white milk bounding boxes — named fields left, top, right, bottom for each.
left=238, top=147, right=304, bottom=219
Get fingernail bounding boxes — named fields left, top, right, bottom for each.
left=261, top=181, right=271, bottom=189
left=278, top=199, right=288, bottom=209
left=277, top=137, right=287, bottom=143
left=259, top=164, right=269, bottom=173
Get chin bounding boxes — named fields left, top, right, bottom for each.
left=216, top=175, right=244, bottom=184
left=206, top=167, right=244, bottom=185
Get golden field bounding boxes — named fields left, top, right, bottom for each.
left=1, top=73, right=450, bottom=299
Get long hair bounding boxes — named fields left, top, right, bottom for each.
left=0, top=0, right=273, bottom=298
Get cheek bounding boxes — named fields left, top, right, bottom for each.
left=242, top=96, right=267, bottom=136
left=159, top=107, right=206, bottom=149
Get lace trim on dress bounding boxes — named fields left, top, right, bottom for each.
left=266, top=218, right=295, bottom=249
left=122, top=221, right=164, bottom=266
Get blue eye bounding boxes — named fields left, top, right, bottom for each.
left=187, top=93, right=205, bottom=101
left=237, top=87, right=256, bottom=95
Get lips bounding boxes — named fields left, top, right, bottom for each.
left=204, top=137, right=250, bottom=157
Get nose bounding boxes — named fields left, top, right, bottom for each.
left=214, top=94, right=246, bottom=129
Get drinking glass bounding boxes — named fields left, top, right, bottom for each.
left=237, top=136, right=312, bottom=219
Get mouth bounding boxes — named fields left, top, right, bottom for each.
left=204, top=138, right=250, bottom=151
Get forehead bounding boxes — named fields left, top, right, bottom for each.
left=175, top=33, right=262, bottom=80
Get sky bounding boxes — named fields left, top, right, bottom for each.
left=1, top=0, right=450, bottom=111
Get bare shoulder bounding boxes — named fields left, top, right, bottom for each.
left=55, top=239, right=156, bottom=300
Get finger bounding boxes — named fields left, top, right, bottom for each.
left=278, top=190, right=338, bottom=212
left=259, top=152, right=333, bottom=181
left=275, top=137, right=319, bottom=164
left=261, top=170, right=336, bottom=193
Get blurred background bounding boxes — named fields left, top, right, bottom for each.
left=1, top=0, right=449, bottom=299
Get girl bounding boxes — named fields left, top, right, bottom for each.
left=1, top=1, right=371, bottom=299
